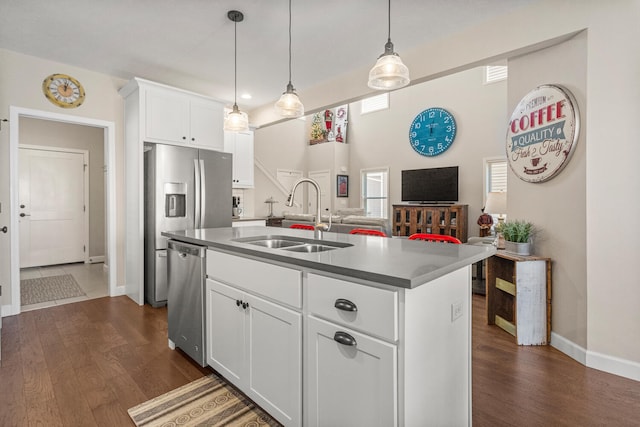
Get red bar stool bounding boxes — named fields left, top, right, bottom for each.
left=408, top=233, right=461, bottom=244
left=349, top=228, right=388, bottom=237
left=289, top=224, right=315, bottom=230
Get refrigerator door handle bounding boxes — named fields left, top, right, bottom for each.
left=194, top=158, right=201, bottom=228
left=199, top=159, right=206, bottom=225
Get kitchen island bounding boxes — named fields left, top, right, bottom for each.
left=162, top=226, right=495, bottom=427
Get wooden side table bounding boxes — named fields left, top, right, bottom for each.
left=486, top=251, right=551, bottom=345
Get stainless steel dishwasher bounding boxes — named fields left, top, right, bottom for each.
left=167, top=239, right=207, bottom=367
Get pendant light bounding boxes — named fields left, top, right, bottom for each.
left=274, top=0, right=304, bottom=118
left=368, top=0, right=410, bottom=90
left=224, top=10, right=249, bottom=132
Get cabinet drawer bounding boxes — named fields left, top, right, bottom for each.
left=307, top=273, right=398, bottom=341
left=207, top=250, right=302, bottom=308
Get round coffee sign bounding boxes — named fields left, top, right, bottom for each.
left=506, top=84, right=579, bottom=183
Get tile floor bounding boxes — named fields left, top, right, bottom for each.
left=20, top=262, right=109, bottom=312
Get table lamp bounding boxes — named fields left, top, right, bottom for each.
left=484, top=191, right=507, bottom=248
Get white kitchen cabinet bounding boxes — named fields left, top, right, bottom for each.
left=119, top=78, right=225, bottom=304
left=145, top=85, right=224, bottom=150
left=203, top=247, right=473, bottom=427
left=205, top=252, right=302, bottom=427
left=306, top=269, right=472, bottom=427
left=224, top=130, right=254, bottom=188
left=206, top=279, right=245, bottom=384
left=306, top=315, right=397, bottom=427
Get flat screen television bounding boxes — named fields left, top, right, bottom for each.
left=401, top=166, right=459, bottom=204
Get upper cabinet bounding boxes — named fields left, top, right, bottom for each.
left=121, top=78, right=224, bottom=151
left=224, top=130, right=254, bottom=188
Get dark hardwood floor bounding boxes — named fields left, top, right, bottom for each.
left=0, top=295, right=638, bottom=426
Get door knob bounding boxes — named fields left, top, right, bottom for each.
left=20, top=204, right=25, bottom=208
left=1, top=226, right=7, bottom=233
left=20, top=213, right=31, bottom=217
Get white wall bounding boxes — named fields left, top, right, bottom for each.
left=508, top=34, right=588, bottom=348
left=0, top=49, right=127, bottom=309
left=253, top=118, right=308, bottom=217
left=349, top=67, right=506, bottom=233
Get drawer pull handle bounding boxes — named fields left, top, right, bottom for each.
left=334, top=298, right=357, bottom=312
left=334, top=331, right=357, bottom=347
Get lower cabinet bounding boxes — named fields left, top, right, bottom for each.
left=306, top=316, right=397, bottom=427
left=204, top=249, right=472, bottom=426
left=206, top=279, right=302, bottom=426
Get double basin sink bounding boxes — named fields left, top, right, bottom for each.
left=233, top=235, right=353, bottom=253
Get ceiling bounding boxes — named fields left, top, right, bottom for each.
left=0, top=0, right=536, bottom=111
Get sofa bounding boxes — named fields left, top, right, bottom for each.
left=280, top=208, right=392, bottom=236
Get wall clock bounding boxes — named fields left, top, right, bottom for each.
left=409, top=107, right=457, bottom=157
left=506, top=84, right=579, bottom=183
left=42, top=73, right=86, bottom=108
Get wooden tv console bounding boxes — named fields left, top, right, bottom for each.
left=392, top=204, right=468, bottom=242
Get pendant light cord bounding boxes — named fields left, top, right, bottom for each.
left=288, top=0, right=293, bottom=85
left=234, top=17, right=238, bottom=106
left=387, top=0, right=391, bottom=42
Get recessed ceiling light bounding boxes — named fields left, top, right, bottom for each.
left=241, top=93, right=252, bottom=99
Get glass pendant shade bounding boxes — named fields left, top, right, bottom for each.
left=224, top=104, right=249, bottom=132
left=368, top=41, right=410, bottom=90
left=275, top=83, right=304, bottom=118
left=225, top=10, right=249, bottom=132
left=275, top=0, right=304, bottom=118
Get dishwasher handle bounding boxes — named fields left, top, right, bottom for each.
left=168, top=240, right=206, bottom=258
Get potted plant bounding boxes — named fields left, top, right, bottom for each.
left=496, top=219, right=534, bottom=256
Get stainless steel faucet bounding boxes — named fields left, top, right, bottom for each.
left=286, top=178, right=330, bottom=240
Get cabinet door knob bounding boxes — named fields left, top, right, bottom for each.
left=236, top=299, right=242, bottom=306
left=334, top=298, right=357, bottom=312
left=334, top=331, right=357, bottom=347
left=242, top=302, right=249, bottom=309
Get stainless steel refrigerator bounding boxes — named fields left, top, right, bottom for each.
left=144, top=143, right=232, bottom=307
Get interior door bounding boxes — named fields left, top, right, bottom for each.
left=19, top=147, right=86, bottom=268
left=308, top=170, right=331, bottom=216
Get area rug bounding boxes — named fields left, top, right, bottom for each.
left=127, top=374, right=282, bottom=427
left=20, top=274, right=86, bottom=305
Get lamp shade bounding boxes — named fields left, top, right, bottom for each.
left=368, top=51, right=410, bottom=90
left=274, top=85, right=304, bottom=118
left=224, top=105, right=249, bottom=132
left=484, top=191, right=507, bottom=215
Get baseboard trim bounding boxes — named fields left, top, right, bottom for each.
left=551, top=332, right=640, bottom=381
left=1, top=304, right=14, bottom=318
left=587, top=350, right=640, bottom=382
left=551, top=332, right=587, bottom=365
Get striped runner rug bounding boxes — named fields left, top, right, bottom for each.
left=127, top=374, right=282, bottom=427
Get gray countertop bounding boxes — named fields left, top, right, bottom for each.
left=162, top=226, right=496, bottom=289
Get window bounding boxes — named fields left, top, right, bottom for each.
left=485, top=158, right=508, bottom=193
left=361, top=168, right=389, bottom=218
left=484, top=65, right=508, bottom=84
left=483, top=157, right=508, bottom=225
left=361, top=93, right=389, bottom=114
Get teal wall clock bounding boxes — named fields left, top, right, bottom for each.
left=409, top=107, right=457, bottom=156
